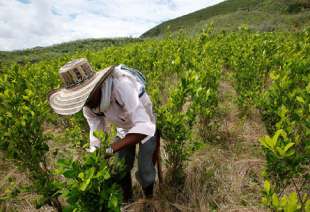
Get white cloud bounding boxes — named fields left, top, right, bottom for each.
left=0, top=0, right=224, bottom=51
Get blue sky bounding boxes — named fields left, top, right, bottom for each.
left=0, top=0, right=224, bottom=51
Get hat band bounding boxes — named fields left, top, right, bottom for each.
left=65, top=71, right=95, bottom=89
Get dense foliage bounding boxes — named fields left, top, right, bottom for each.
left=0, top=28, right=309, bottom=211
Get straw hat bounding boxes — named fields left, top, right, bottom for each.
left=48, top=58, right=114, bottom=115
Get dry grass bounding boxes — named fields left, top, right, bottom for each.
left=0, top=122, right=79, bottom=212
left=0, top=151, right=55, bottom=212
left=124, top=74, right=268, bottom=211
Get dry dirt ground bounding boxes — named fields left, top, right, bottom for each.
left=0, top=151, right=56, bottom=212
left=0, top=74, right=269, bottom=211
left=125, top=74, right=268, bottom=211
left=183, top=78, right=267, bottom=211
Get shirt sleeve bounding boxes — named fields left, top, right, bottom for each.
left=82, top=106, right=106, bottom=147
left=115, top=78, right=156, bottom=137
left=116, top=127, right=128, bottom=139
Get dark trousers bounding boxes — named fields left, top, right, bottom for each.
left=114, top=135, right=157, bottom=199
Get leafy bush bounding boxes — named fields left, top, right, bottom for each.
left=0, top=65, right=61, bottom=210
left=55, top=131, right=123, bottom=212
left=262, top=180, right=310, bottom=212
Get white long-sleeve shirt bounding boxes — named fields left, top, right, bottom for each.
left=83, top=66, right=156, bottom=147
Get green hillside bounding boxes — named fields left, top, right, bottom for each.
left=0, top=38, right=139, bottom=69
left=141, top=0, right=310, bottom=37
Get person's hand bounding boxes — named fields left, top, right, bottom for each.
left=86, top=145, right=97, bottom=153
left=104, top=146, right=114, bottom=159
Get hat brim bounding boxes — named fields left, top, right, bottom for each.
left=49, top=66, right=113, bottom=115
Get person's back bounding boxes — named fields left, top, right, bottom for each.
left=48, top=59, right=159, bottom=202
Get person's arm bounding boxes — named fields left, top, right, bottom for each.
left=83, top=106, right=106, bottom=149
left=111, top=133, right=146, bottom=153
